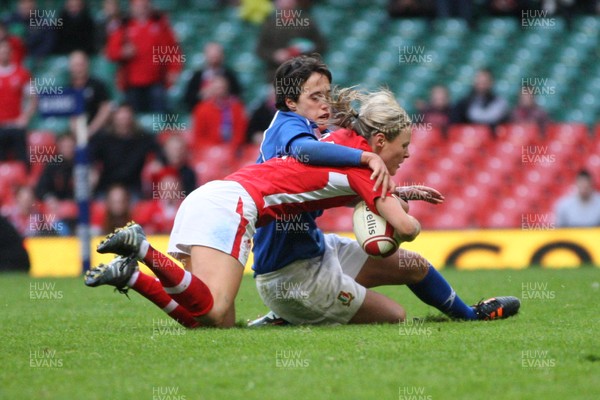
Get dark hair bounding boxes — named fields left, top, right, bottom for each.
left=577, top=169, right=591, bottom=180
left=478, top=67, right=493, bottom=77
left=273, top=54, right=332, bottom=111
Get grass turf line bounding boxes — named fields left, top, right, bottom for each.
left=1, top=268, right=599, bottom=400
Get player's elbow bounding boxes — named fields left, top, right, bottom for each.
left=396, top=217, right=421, bottom=242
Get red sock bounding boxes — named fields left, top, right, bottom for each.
left=130, top=271, right=200, bottom=328
left=142, top=245, right=186, bottom=286
left=142, top=245, right=214, bottom=318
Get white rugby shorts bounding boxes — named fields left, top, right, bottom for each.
left=168, top=180, right=257, bottom=266
left=255, top=234, right=369, bottom=325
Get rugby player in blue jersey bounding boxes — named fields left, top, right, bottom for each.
left=249, top=55, right=520, bottom=325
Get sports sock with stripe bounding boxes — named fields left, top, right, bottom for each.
left=142, top=245, right=214, bottom=318
left=407, top=264, right=477, bottom=320
left=127, top=270, right=200, bottom=328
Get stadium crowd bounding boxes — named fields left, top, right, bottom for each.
left=0, top=0, right=599, bottom=240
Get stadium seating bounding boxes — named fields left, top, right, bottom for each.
left=1, top=0, right=598, bottom=232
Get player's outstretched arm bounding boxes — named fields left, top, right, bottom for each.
left=375, top=196, right=421, bottom=243
left=289, top=136, right=395, bottom=198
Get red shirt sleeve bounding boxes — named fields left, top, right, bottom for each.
left=323, top=129, right=372, bottom=152
left=347, top=168, right=382, bottom=215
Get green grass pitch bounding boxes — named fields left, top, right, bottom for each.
left=1, top=268, right=599, bottom=400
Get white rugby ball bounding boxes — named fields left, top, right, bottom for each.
left=353, top=200, right=401, bottom=258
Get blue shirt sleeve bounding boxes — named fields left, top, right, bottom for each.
left=289, top=135, right=363, bottom=166
left=259, top=114, right=314, bottom=162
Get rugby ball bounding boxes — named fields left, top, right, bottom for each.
left=352, top=200, right=401, bottom=258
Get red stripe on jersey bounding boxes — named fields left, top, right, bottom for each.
left=230, top=196, right=249, bottom=260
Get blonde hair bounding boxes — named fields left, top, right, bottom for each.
left=329, top=87, right=411, bottom=141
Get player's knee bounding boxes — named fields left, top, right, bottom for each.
left=399, top=252, right=430, bottom=284
left=413, top=256, right=430, bottom=282
left=394, top=306, right=406, bottom=323
left=382, top=301, right=406, bottom=323
left=198, top=303, right=231, bottom=327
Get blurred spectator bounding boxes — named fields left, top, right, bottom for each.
left=488, top=0, right=525, bottom=16
left=0, top=214, right=30, bottom=272
left=33, top=133, right=77, bottom=235
left=256, top=0, right=327, bottom=83
left=239, top=0, right=273, bottom=24
left=554, top=170, right=600, bottom=227
left=0, top=21, right=26, bottom=64
left=183, top=42, right=242, bottom=112
left=3, top=0, right=56, bottom=62
left=137, top=168, right=184, bottom=233
left=105, top=0, right=182, bottom=113
left=246, top=87, right=277, bottom=144
left=541, top=0, right=580, bottom=29
left=91, top=183, right=132, bottom=235
left=34, top=134, right=75, bottom=201
left=192, top=75, right=248, bottom=150
left=53, top=0, right=96, bottom=55
left=510, top=87, right=551, bottom=130
left=0, top=40, right=37, bottom=166
left=95, top=0, right=122, bottom=51
left=388, top=0, right=435, bottom=18
left=41, top=196, right=74, bottom=236
left=161, top=134, right=196, bottom=195
left=415, top=85, right=452, bottom=133
left=451, top=68, right=509, bottom=129
left=435, top=0, right=473, bottom=25
left=67, top=51, right=113, bottom=136
left=89, top=104, right=164, bottom=198
left=2, top=186, right=41, bottom=237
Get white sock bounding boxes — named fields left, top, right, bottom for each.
left=138, top=240, right=150, bottom=259
left=126, top=270, right=140, bottom=287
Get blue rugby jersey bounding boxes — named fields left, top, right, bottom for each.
left=252, top=110, right=362, bottom=274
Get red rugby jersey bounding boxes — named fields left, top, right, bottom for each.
left=0, top=64, right=30, bottom=123
left=226, top=129, right=379, bottom=226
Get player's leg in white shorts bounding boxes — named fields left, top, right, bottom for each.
left=168, top=180, right=257, bottom=326
left=167, top=180, right=256, bottom=266
left=254, top=233, right=369, bottom=325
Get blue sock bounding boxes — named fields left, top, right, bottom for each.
left=407, top=264, right=477, bottom=320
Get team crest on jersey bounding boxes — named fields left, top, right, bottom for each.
left=337, top=291, right=355, bottom=307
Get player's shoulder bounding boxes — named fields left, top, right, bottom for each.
left=272, top=111, right=312, bottom=130
left=263, top=111, right=314, bottom=146
left=324, top=128, right=370, bottom=149
left=324, top=128, right=355, bottom=140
